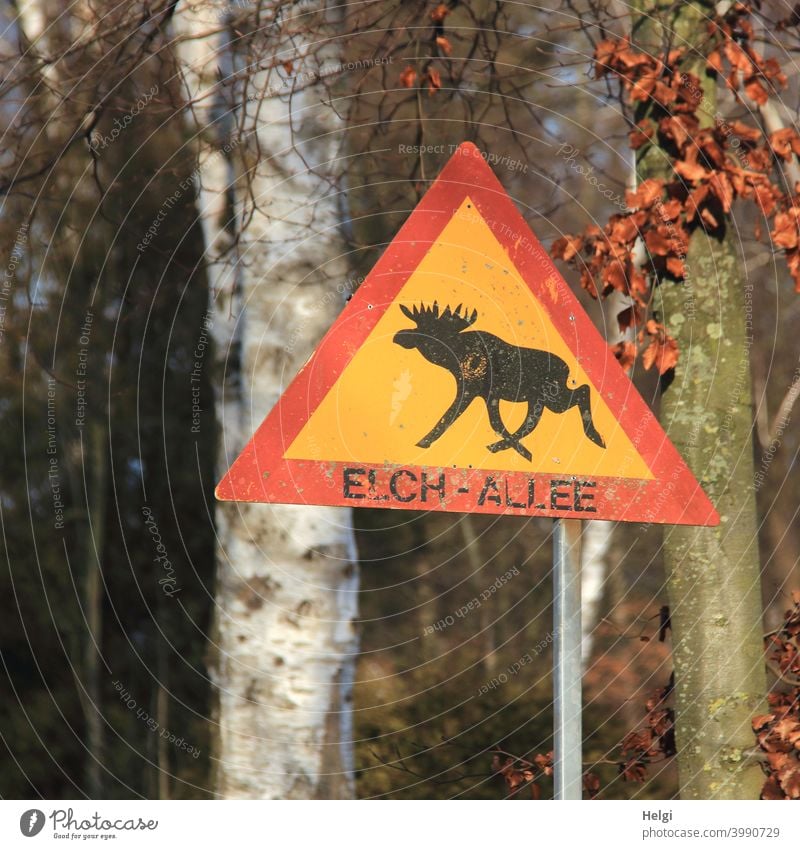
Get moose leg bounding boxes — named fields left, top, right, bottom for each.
left=485, top=397, right=533, bottom=462
left=417, top=390, right=475, bottom=448
left=548, top=384, right=606, bottom=448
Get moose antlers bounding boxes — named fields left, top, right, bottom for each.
left=399, top=301, right=478, bottom=332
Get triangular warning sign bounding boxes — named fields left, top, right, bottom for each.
left=216, top=143, right=718, bottom=526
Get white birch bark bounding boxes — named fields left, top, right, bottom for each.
left=578, top=294, right=628, bottom=668
left=174, top=1, right=359, bottom=799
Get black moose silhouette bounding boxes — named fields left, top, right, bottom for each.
left=393, top=302, right=606, bottom=461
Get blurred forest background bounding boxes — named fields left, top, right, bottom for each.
left=0, top=0, right=798, bottom=800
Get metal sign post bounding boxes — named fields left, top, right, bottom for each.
left=553, top=518, right=583, bottom=800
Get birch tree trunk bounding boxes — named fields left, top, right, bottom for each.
left=633, top=0, right=766, bottom=799
left=175, top=1, right=360, bottom=799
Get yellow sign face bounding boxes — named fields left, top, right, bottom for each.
left=286, top=197, right=653, bottom=480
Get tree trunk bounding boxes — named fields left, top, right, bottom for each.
left=83, top=418, right=107, bottom=798
left=658, top=227, right=766, bottom=798
left=174, top=1, right=360, bottom=799
left=634, top=0, right=766, bottom=798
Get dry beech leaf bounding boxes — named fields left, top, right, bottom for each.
left=431, top=3, right=450, bottom=23
left=436, top=36, right=452, bottom=55
left=399, top=65, right=417, bottom=88
left=426, top=67, right=442, bottom=94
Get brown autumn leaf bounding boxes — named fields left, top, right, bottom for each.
left=774, top=717, right=800, bottom=746
left=629, top=268, right=649, bottom=299
left=431, top=3, right=450, bottom=23
left=551, top=234, right=583, bottom=262
left=616, top=304, right=640, bottom=332
left=709, top=171, right=734, bottom=212
left=761, top=775, right=786, bottom=800
left=622, top=729, right=654, bottom=756
left=753, top=714, right=776, bottom=732
left=772, top=211, right=799, bottom=250
left=770, top=128, right=800, bottom=161
left=641, top=321, right=679, bottom=374
left=534, top=752, right=554, bottom=776
left=763, top=57, right=788, bottom=88
left=747, top=146, right=775, bottom=173
left=399, top=65, right=417, bottom=88
left=685, top=183, right=711, bottom=223
left=602, top=260, right=627, bottom=293
left=617, top=47, right=655, bottom=72
left=583, top=772, right=601, bottom=798
left=726, top=120, right=763, bottom=144
left=649, top=707, right=675, bottom=740
left=659, top=115, right=695, bottom=150
left=700, top=206, right=720, bottom=228
left=697, top=131, right=727, bottom=168
left=657, top=198, right=683, bottom=221
left=609, top=214, right=639, bottom=245
left=675, top=71, right=702, bottom=108
left=593, top=39, right=620, bottom=77
left=707, top=49, right=723, bottom=75
left=625, top=178, right=664, bottom=210
left=665, top=47, right=685, bottom=67
left=611, top=340, right=636, bottom=371
left=629, top=119, right=655, bottom=150
left=426, top=67, right=442, bottom=94
left=645, top=685, right=669, bottom=713
left=666, top=256, right=685, bottom=277
left=644, top=227, right=673, bottom=256
left=744, top=75, right=769, bottom=104
left=751, top=182, right=779, bottom=216
left=775, top=755, right=800, bottom=798
left=435, top=36, right=452, bottom=55
left=674, top=158, right=710, bottom=183
left=619, top=758, right=648, bottom=783
left=580, top=269, right=599, bottom=299
left=628, top=71, right=677, bottom=107
left=724, top=39, right=751, bottom=73
left=652, top=79, right=678, bottom=106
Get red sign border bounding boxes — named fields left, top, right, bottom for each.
left=216, top=142, right=719, bottom=526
